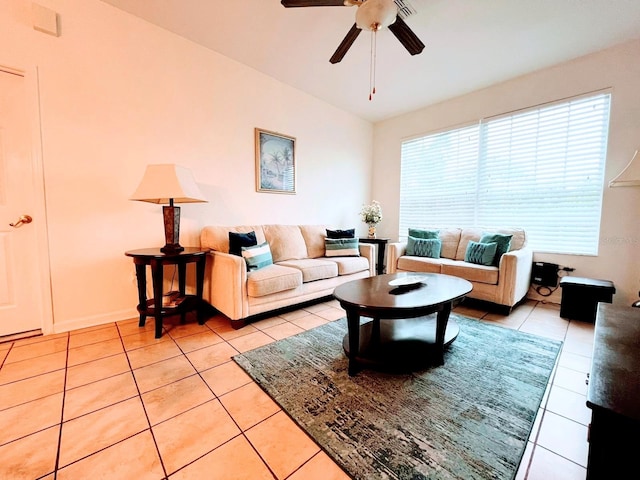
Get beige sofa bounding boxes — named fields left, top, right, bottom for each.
left=200, top=225, right=374, bottom=328
left=387, top=227, right=532, bottom=311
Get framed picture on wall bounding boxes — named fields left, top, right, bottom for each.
left=255, top=128, right=296, bottom=194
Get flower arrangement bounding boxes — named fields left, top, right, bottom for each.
left=360, top=200, right=383, bottom=226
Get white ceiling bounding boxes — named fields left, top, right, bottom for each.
left=100, top=0, right=640, bottom=123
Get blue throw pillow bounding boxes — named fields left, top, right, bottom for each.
left=241, top=242, right=273, bottom=270
left=229, top=231, right=257, bottom=256
left=408, top=228, right=440, bottom=240
left=465, top=241, right=498, bottom=266
left=406, top=237, right=442, bottom=258
left=326, top=228, right=355, bottom=239
left=479, top=232, right=513, bottom=266
left=325, top=238, right=359, bottom=257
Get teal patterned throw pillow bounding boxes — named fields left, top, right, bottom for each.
left=241, top=242, right=273, bottom=270
left=325, top=238, right=360, bottom=257
left=406, top=237, right=442, bottom=258
left=479, top=232, right=513, bottom=266
left=464, top=241, right=498, bottom=266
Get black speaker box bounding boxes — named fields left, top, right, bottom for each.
left=531, top=262, right=559, bottom=287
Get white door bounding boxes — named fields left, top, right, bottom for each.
left=0, top=68, right=49, bottom=337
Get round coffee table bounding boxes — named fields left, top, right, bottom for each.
left=333, top=273, right=473, bottom=375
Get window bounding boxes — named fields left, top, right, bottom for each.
left=399, top=92, right=611, bottom=255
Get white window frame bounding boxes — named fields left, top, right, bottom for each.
left=399, top=91, right=611, bottom=255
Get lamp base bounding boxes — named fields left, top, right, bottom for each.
left=162, top=205, right=183, bottom=255
left=161, top=244, right=184, bottom=255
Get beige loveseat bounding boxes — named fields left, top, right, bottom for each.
left=387, top=227, right=532, bottom=311
left=200, top=225, right=374, bottom=328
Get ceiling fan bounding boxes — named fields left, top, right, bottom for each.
left=281, top=0, right=425, bottom=64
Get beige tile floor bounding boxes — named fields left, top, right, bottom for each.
left=0, top=299, right=591, bottom=479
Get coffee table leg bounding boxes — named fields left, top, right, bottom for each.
left=346, top=310, right=361, bottom=376
left=435, top=303, right=452, bottom=365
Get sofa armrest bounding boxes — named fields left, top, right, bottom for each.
left=358, top=243, right=376, bottom=276
left=205, top=251, right=248, bottom=321
left=386, top=242, right=407, bottom=274
left=497, top=247, right=533, bottom=306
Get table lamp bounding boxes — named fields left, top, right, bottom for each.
left=130, top=164, right=207, bottom=254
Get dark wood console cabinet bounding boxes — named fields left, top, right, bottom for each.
left=586, top=303, right=640, bottom=479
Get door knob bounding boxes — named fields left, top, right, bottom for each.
left=9, top=215, right=33, bottom=228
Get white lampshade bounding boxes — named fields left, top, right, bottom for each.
left=356, top=0, right=398, bottom=31
left=130, top=164, right=207, bottom=204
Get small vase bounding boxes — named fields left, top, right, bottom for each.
left=367, top=224, right=377, bottom=239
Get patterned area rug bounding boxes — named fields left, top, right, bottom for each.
left=234, top=315, right=562, bottom=480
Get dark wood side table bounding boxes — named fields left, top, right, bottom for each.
left=358, top=237, right=389, bottom=275
left=125, top=247, right=208, bottom=338
left=586, top=303, right=640, bottom=479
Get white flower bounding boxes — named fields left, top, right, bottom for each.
left=360, top=200, right=382, bottom=225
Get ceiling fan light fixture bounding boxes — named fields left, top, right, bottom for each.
left=356, top=0, right=398, bottom=31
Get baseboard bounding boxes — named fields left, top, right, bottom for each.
left=52, top=307, right=138, bottom=334
left=0, top=329, right=43, bottom=344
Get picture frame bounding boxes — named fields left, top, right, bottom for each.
left=255, top=128, right=296, bottom=194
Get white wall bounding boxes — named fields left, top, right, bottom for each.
left=1, top=0, right=373, bottom=332
left=373, top=39, right=640, bottom=306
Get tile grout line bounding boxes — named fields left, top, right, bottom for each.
left=115, top=320, right=170, bottom=479
left=0, top=342, right=14, bottom=370
left=158, top=316, right=282, bottom=479
left=530, top=301, right=565, bottom=465
left=521, top=312, right=588, bottom=479
left=232, top=313, right=344, bottom=478
left=52, top=326, right=147, bottom=474
left=491, top=304, right=546, bottom=480
left=1, top=301, right=587, bottom=479
left=52, top=331, right=70, bottom=480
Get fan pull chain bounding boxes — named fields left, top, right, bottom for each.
left=369, top=28, right=377, bottom=101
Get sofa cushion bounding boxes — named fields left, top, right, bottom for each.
left=456, top=228, right=483, bottom=260
left=326, top=228, right=355, bottom=238
left=506, top=228, right=527, bottom=251
left=397, top=256, right=442, bottom=274
left=406, top=237, right=442, bottom=258
left=479, top=232, right=512, bottom=266
left=441, top=260, right=499, bottom=285
left=242, top=242, right=273, bottom=271
left=277, top=259, right=338, bottom=282
left=435, top=228, right=462, bottom=259
left=263, top=225, right=308, bottom=262
left=464, top=241, right=498, bottom=266
left=246, top=264, right=303, bottom=297
left=325, top=256, right=370, bottom=275
left=229, top=231, right=257, bottom=256
left=299, top=225, right=327, bottom=259
left=325, top=238, right=360, bottom=257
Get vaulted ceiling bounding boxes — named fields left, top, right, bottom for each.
left=101, top=0, right=640, bottom=122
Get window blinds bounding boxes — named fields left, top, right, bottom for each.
left=399, top=92, right=611, bottom=255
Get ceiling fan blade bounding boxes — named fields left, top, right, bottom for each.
left=388, top=16, right=425, bottom=56
left=330, top=23, right=362, bottom=64
left=281, top=0, right=346, bottom=7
